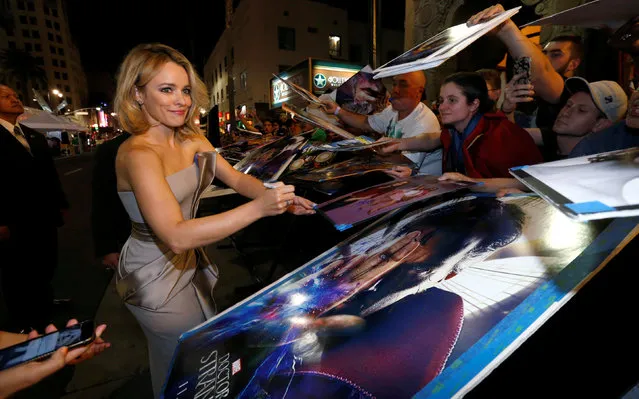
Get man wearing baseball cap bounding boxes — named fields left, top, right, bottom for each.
left=569, top=86, right=639, bottom=156
left=532, top=77, right=628, bottom=160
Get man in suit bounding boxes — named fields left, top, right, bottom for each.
left=91, top=132, right=131, bottom=269
left=0, top=84, right=69, bottom=332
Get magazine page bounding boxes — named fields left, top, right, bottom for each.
left=373, top=7, right=520, bottom=78
left=335, top=65, right=388, bottom=115
left=233, top=135, right=308, bottom=182
left=510, top=147, right=639, bottom=220
left=315, top=175, right=476, bottom=230
left=282, top=102, right=356, bottom=140
left=162, top=194, right=638, bottom=399
left=295, top=153, right=414, bottom=183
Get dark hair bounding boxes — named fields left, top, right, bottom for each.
left=443, top=72, right=494, bottom=114
left=548, top=35, right=584, bottom=61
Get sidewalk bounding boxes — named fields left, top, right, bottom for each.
left=60, top=238, right=258, bottom=398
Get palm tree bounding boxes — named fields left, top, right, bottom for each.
left=0, top=48, right=48, bottom=103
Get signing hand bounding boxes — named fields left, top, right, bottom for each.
left=287, top=196, right=316, bottom=215
left=257, top=182, right=296, bottom=217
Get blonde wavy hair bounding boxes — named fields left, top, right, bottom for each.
left=114, top=43, right=209, bottom=138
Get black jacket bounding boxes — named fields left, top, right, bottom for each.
left=0, top=123, right=68, bottom=230
left=91, top=133, right=132, bottom=258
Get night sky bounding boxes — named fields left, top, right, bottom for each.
left=65, top=0, right=402, bottom=103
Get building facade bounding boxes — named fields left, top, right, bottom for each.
left=0, top=0, right=88, bottom=112
left=205, top=0, right=362, bottom=121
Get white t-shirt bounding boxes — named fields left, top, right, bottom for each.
left=368, top=103, right=442, bottom=175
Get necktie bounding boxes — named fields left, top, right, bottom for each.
left=13, top=125, right=32, bottom=153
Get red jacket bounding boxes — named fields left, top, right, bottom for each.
left=440, top=113, right=543, bottom=178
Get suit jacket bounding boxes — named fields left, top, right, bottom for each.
left=91, top=133, right=132, bottom=258
left=0, top=123, right=68, bottom=231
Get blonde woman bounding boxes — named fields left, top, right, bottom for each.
left=113, top=43, right=314, bottom=397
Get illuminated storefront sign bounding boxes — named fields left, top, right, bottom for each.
left=270, top=59, right=361, bottom=108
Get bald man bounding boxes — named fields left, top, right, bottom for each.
left=322, top=71, right=442, bottom=175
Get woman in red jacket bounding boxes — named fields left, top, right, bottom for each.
left=383, top=72, right=543, bottom=178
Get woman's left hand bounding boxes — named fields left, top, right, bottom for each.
left=287, top=196, right=316, bottom=215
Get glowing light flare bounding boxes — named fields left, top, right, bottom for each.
left=289, top=293, right=307, bottom=306
left=544, top=212, right=586, bottom=251
left=289, top=316, right=310, bottom=326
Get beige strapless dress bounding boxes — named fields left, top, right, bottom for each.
left=116, top=152, right=219, bottom=398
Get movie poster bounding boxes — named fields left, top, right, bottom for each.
left=162, top=195, right=638, bottom=399
left=335, top=67, right=388, bottom=116
left=295, top=153, right=413, bottom=182
left=315, top=175, right=476, bottom=230
left=232, top=135, right=308, bottom=182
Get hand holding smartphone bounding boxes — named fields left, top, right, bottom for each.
left=513, top=56, right=532, bottom=85
left=0, top=320, right=95, bottom=371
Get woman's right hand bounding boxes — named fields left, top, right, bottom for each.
left=256, top=182, right=296, bottom=217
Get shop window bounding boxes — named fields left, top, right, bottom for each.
left=328, top=35, right=341, bottom=57
left=278, top=26, right=295, bottom=51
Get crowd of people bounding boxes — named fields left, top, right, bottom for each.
left=0, top=3, right=637, bottom=398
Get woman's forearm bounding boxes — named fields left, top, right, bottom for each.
left=168, top=200, right=264, bottom=254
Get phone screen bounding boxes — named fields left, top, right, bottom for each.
left=0, top=322, right=93, bottom=370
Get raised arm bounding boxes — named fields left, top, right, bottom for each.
left=321, top=100, right=374, bottom=132
left=468, top=4, right=565, bottom=104
left=119, top=146, right=295, bottom=255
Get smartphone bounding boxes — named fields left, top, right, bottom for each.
left=0, top=320, right=95, bottom=371
left=513, top=56, right=532, bottom=85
